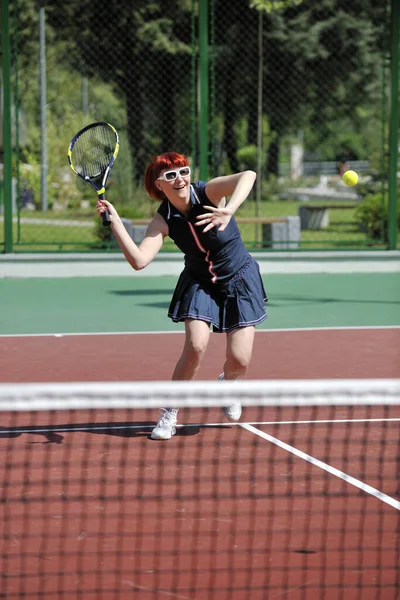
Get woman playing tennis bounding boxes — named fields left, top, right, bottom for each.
left=96, top=152, right=267, bottom=440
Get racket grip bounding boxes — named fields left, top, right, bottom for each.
left=98, top=193, right=111, bottom=226
left=101, top=209, right=111, bottom=227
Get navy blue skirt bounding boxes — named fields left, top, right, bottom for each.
left=168, top=257, right=268, bottom=333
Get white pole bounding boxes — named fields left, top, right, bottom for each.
left=39, top=6, right=47, bottom=211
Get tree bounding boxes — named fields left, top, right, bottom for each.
left=212, top=0, right=387, bottom=175
left=14, top=0, right=388, bottom=184
left=251, top=0, right=388, bottom=175
left=44, top=0, right=193, bottom=184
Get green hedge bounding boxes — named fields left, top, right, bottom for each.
left=355, top=194, right=400, bottom=241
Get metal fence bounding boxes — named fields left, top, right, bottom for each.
left=1, top=0, right=399, bottom=252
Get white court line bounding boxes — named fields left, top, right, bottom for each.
left=240, top=423, right=400, bottom=512
left=3, top=416, right=399, bottom=511
left=0, top=325, right=400, bottom=338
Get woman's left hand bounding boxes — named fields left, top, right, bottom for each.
left=195, top=206, right=233, bottom=232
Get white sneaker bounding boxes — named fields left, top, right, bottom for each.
left=218, top=373, right=242, bottom=422
left=151, top=409, right=178, bottom=440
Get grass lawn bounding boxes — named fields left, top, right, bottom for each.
left=0, top=200, right=387, bottom=252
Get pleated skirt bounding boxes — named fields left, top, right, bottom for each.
left=168, top=257, right=268, bottom=333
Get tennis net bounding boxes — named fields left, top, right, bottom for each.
left=1, top=379, right=399, bottom=599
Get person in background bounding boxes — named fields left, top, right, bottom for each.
left=336, top=145, right=358, bottom=176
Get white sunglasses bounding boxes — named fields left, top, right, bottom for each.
left=157, top=166, right=191, bottom=182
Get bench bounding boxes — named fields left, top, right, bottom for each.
left=128, top=216, right=301, bottom=249
left=234, top=217, right=300, bottom=249
left=299, top=204, right=357, bottom=230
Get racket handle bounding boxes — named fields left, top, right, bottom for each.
left=101, top=209, right=111, bottom=227
left=98, top=192, right=111, bottom=227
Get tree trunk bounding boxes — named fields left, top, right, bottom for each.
left=266, top=137, right=279, bottom=178
left=124, top=76, right=145, bottom=186
left=223, top=93, right=239, bottom=173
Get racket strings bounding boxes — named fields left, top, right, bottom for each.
left=73, top=126, right=116, bottom=179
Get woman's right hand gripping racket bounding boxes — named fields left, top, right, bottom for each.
left=67, top=121, right=119, bottom=226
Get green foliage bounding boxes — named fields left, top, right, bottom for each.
left=116, top=203, right=152, bottom=219
left=93, top=219, right=115, bottom=248
left=19, top=156, right=40, bottom=208
left=355, top=194, right=385, bottom=240
left=237, top=146, right=258, bottom=171
left=12, top=0, right=390, bottom=242
left=355, top=194, right=400, bottom=241
left=17, top=37, right=132, bottom=209
left=139, top=19, right=192, bottom=54
left=250, top=0, right=303, bottom=12
left=303, top=109, right=384, bottom=163
left=354, top=173, right=385, bottom=199
left=214, top=0, right=387, bottom=174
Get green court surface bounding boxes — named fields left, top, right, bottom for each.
left=1, top=273, right=399, bottom=335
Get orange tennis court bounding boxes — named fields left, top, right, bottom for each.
left=1, top=270, right=399, bottom=598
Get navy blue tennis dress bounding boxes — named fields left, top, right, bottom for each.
left=157, top=181, right=268, bottom=333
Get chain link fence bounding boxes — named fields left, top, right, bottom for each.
left=1, top=0, right=397, bottom=252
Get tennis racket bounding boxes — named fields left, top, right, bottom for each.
left=68, top=121, right=119, bottom=226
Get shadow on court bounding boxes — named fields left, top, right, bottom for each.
left=268, top=293, right=400, bottom=307
left=137, top=302, right=171, bottom=310
left=110, top=289, right=174, bottom=296
left=0, top=422, right=232, bottom=443
left=109, top=289, right=172, bottom=310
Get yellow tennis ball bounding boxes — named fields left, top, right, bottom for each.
left=343, top=170, right=358, bottom=186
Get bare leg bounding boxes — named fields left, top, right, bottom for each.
left=151, top=319, right=211, bottom=440
left=218, top=326, right=255, bottom=422
left=172, top=319, right=211, bottom=380
left=162, top=319, right=209, bottom=429
left=222, top=326, right=255, bottom=380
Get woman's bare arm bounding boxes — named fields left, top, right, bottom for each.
left=97, top=200, right=168, bottom=270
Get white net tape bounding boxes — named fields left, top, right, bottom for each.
left=0, top=379, right=399, bottom=411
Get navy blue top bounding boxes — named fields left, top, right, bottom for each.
left=157, top=181, right=250, bottom=284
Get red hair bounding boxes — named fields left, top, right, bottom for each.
left=144, top=152, right=189, bottom=201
